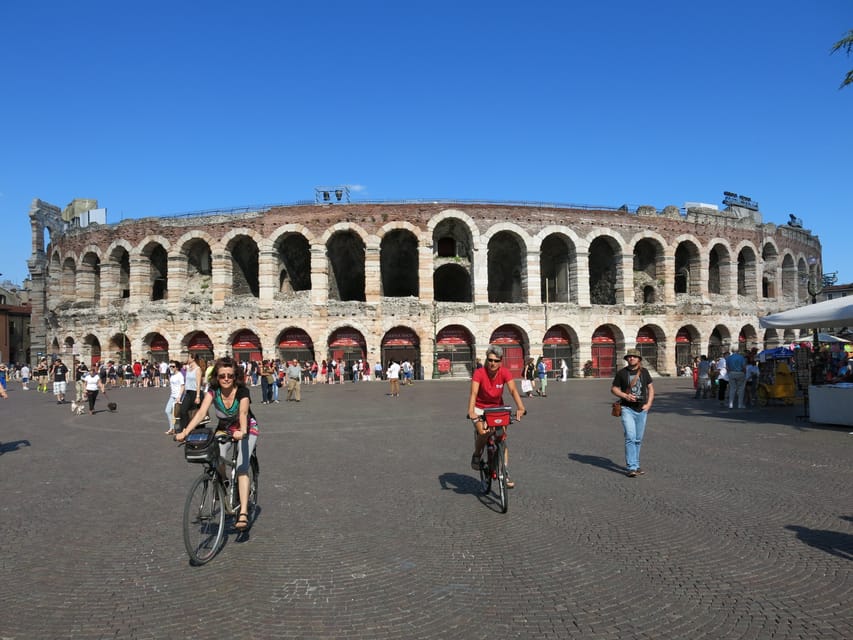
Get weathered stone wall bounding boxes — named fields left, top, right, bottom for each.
left=28, top=200, right=823, bottom=377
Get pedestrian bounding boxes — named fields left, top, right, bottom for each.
left=82, top=368, right=104, bottom=414
left=374, top=361, right=382, bottom=381
left=75, top=361, right=89, bottom=403
left=560, top=358, right=568, bottom=382
left=745, top=357, right=760, bottom=406
left=387, top=360, right=401, bottom=397
left=715, top=352, right=729, bottom=406
left=695, top=355, right=711, bottom=399
left=536, top=356, right=548, bottom=397
left=35, top=359, right=49, bottom=393
left=611, top=348, right=655, bottom=478
left=50, top=357, right=69, bottom=404
left=725, top=347, right=747, bottom=409
left=401, top=359, right=414, bottom=385
left=521, top=357, right=536, bottom=397
left=20, top=363, right=30, bottom=391
left=286, top=359, right=302, bottom=401
left=179, top=354, right=203, bottom=434
left=164, top=361, right=185, bottom=435
left=0, top=362, right=8, bottom=395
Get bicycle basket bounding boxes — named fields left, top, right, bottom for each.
left=184, top=428, right=218, bottom=463
left=483, top=407, right=512, bottom=428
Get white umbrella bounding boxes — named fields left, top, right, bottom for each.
left=817, top=332, right=850, bottom=343
left=759, top=296, right=853, bottom=329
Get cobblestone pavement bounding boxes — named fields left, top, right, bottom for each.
left=1, top=376, right=851, bottom=639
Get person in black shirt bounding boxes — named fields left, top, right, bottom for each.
left=610, top=348, right=655, bottom=478
left=51, top=358, right=70, bottom=404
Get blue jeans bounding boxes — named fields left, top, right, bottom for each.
left=620, top=406, right=647, bottom=471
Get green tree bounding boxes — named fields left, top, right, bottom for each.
left=831, top=29, right=853, bottom=89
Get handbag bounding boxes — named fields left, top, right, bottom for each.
left=521, top=379, right=533, bottom=394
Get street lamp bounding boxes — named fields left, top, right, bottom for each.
left=431, top=301, right=439, bottom=379
left=807, top=257, right=822, bottom=350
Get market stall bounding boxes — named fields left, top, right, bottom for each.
left=760, top=297, right=853, bottom=426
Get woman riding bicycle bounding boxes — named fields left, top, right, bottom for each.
left=467, top=345, right=526, bottom=488
left=177, top=356, right=258, bottom=531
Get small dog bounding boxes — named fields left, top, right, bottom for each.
left=107, top=401, right=117, bottom=412
left=70, top=401, right=86, bottom=416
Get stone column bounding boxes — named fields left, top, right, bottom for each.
left=167, top=253, right=187, bottom=304
left=364, top=242, right=381, bottom=302
left=211, top=252, right=230, bottom=309
left=309, top=244, right=329, bottom=307
left=472, top=244, right=488, bottom=305
left=257, top=249, right=277, bottom=304
left=662, top=254, right=676, bottom=306
left=575, top=251, right=591, bottom=307
left=526, top=250, right=540, bottom=306
left=617, top=253, right=635, bottom=308
left=128, top=256, right=149, bottom=311
left=419, top=243, right=434, bottom=302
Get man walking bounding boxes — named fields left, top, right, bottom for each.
left=695, top=355, right=712, bottom=399
left=611, top=348, right=655, bottom=478
left=51, top=357, right=69, bottom=404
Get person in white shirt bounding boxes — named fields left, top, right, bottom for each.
left=386, top=360, right=401, bottom=397
left=164, top=361, right=185, bottom=435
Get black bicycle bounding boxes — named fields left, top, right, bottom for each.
left=475, top=407, right=516, bottom=514
left=180, top=430, right=259, bottom=565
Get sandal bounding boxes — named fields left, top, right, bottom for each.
left=235, top=512, right=249, bottom=530
left=506, top=478, right=515, bottom=489
left=164, top=429, right=175, bottom=435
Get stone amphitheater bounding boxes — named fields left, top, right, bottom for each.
left=26, top=195, right=822, bottom=379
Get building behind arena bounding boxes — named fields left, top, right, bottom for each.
left=26, top=194, right=822, bottom=379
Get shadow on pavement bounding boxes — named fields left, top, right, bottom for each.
left=0, top=439, right=31, bottom=455
left=785, top=521, right=853, bottom=561
left=568, top=452, right=624, bottom=475
left=438, top=472, right=483, bottom=495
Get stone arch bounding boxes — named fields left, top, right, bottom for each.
left=225, top=233, right=260, bottom=298
left=107, top=243, right=132, bottom=300
left=708, top=241, right=733, bottom=296
left=708, top=324, right=731, bottom=360
left=796, top=257, right=808, bottom=302
left=80, top=250, right=102, bottom=306
left=273, top=232, right=312, bottom=294
left=434, top=263, right=472, bottom=302
left=673, top=237, right=702, bottom=296
left=780, top=253, right=797, bottom=303
left=675, top=324, right=701, bottom=368
left=632, top=236, right=666, bottom=304
left=180, top=236, right=213, bottom=296
left=61, top=256, right=77, bottom=302
left=140, top=240, right=169, bottom=301
left=326, top=230, right=365, bottom=301
left=735, top=243, right=758, bottom=298
left=380, top=228, right=419, bottom=297
left=487, top=230, right=527, bottom=303
left=588, top=235, right=621, bottom=305
left=540, top=233, right=577, bottom=303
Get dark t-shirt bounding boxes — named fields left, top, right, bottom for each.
left=612, top=366, right=653, bottom=411
left=53, top=364, right=69, bottom=382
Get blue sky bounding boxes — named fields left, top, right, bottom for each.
left=1, top=1, right=851, bottom=289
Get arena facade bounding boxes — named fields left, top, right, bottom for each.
left=26, top=196, right=822, bottom=379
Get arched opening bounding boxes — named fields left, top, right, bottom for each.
left=276, top=234, right=312, bottom=294
left=435, top=325, right=475, bottom=378
left=186, top=331, right=215, bottom=364
left=110, top=333, right=132, bottom=364
left=278, top=328, right=315, bottom=363
left=489, top=325, right=528, bottom=378
left=229, top=236, right=260, bottom=298
left=327, top=231, right=365, bottom=301
left=708, top=326, right=729, bottom=361
left=675, top=326, right=699, bottom=370
left=589, top=237, right=618, bottom=305
left=591, top=326, right=617, bottom=378
left=327, top=327, right=367, bottom=379
left=380, top=230, right=419, bottom=297
left=543, top=326, right=574, bottom=379
left=434, top=264, right=472, bottom=302
left=540, top=234, right=576, bottom=303
left=144, top=333, right=170, bottom=364
left=184, top=238, right=212, bottom=294
left=143, top=243, right=168, bottom=301
left=487, top=232, right=526, bottom=303
left=708, top=244, right=731, bottom=295
left=674, top=242, right=700, bottom=295
left=231, top=329, right=262, bottom=363
left=737, top=247, right=757, bottom=298
left=381, top=327, right=421, bottom=379
left=633, top=238, right=664, bottom=304
left=636, top=326, right=660, bottom=371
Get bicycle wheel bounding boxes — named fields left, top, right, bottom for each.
left=183, top=473, right=226, bottom=565
left=495, top=445, right=509, bottom=514
left=478, top=453, right=491, bottom=495
left=247, top=452, right=260, bottom=525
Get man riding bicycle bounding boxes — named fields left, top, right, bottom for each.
left=467, top=345, right=526, bottom=488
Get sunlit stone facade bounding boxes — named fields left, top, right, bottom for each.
left=27, top=198, right=822, bottom=378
